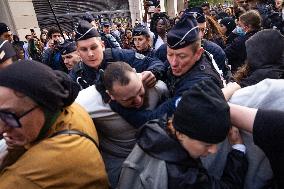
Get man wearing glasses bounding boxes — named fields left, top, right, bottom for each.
left=0, top=61, right=109, bottom=188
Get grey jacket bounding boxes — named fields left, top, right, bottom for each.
left=203, top=79, right=284, bottom=189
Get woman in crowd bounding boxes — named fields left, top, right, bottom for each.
left=132, top=24, right=155, bottom=57
left=204, top=16, right=226, bottom=48
left=150, top=12, right=171, bottom=49
left=121, top=28, right=134, bottom=49
left=219, top=17, right=238, bottom=45
left=234, top=29, right=284, bottom=87
left=225, top=10, right=261, bottom=73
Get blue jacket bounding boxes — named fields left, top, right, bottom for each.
left=69, top=48, right=166, bottom=90
left=110, top=53, right=223, bottom=127
left=42, top=48, right=68, bottom=73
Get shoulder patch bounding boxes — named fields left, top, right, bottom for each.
left=135, top=53, right=145, bottom=59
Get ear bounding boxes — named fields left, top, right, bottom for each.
left=101, top=40, right=105, bottom=51
left=194, top=47, right=204, bottom=62
left=106, top=90, right=115, bottom=100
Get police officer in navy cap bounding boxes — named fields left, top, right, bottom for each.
left=69, top=20, right=166, bottom=94
left=108, top=14, right=224, bottom=128
left=132, top=24, right=156, bottom=57
left=100, top=21, right=122, bottom=49
left=82, top=12, right=98, bottom=29
left=58, top=40, right=81, bottom=71
left=186, top=7, right=230, bottom=80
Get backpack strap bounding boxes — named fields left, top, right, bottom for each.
left=49, top=130, right=99, bottom=150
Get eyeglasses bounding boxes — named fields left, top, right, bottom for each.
left=239, top=0, right=248, bottom=4
left=199, top=28, right=208, bottom=34
left=0, top=106, right=38, bottom=128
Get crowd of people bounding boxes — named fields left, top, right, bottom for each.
left=0, top=0, right=283, bottom=188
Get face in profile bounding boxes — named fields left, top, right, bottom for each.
left=0, top=87, right=45, bottom=148
left=176, top=131, right=218, bottom=159
left=61, top=51, right=81, bottom=70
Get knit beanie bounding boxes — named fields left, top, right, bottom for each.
left=0, top=60, right=80, bottom=111
left=173, top=79, right=230, bottom=144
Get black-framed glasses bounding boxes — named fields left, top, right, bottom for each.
left=0, top=106, right=38, bottom=128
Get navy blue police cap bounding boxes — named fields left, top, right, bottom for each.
left=102, top=21, right=111, bottom=27
left=82, top=12, right=96, bottom=23
left=167, top=14, right=199, bottom=50
left=75, top=20, right=100, bottom=41
left=185, top=7, right=206, bottom=23
left=133, top=24, right=149, bottom=36
left=58, top=40, right=77, bottom=55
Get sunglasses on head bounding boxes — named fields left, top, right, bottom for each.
left=0, top=106, right=38, bottom=128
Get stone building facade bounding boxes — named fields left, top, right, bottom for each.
left=0, top=0, right=186, bottom=40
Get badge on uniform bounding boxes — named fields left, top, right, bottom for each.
left=135, top=53, right=145, bottom=60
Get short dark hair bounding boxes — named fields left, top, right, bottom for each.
left=25, top=35, right=31, bottom=40
left=47, top=27, right=61, bottom=39
left=103, top=61, right=134, bottom=92
left=201, top=2, right=210, bottom=7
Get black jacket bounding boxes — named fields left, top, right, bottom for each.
left=137, top=119, right=248, bottom=189
left=225, top=30, right=258, bottom=73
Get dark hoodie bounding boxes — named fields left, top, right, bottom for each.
left=137, top=119, right=248, bottom=189
left=240, top=29, right=284, bottom=87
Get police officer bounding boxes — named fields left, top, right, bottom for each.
left=100, top=21, right=122, bottom=49
left=69, top=20, right=166, bottom=94
left=58, top=40, right=81, bottom=71
left=132, top=24, right=156, bottom=58
left=110, top=14, right=223, bottom=127
left=186, top=7, right=230, bottom=79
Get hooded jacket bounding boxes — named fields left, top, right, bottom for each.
left=240, top=29, right=284, bottom=87
left=118, top=119, right=248, bottom=189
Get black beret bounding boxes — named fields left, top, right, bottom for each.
left=0, top=61, right=80, bottom=111
left=58, top=40, right=77, bottom=55
left=185, top=7, right=206, bottom=23
left=173, top=79, right=230, bottom=144
left=133, top=24, right=149, bottom=36
left=0, top=39, right=16, bottom=63
left=167, top=14, right=199, bottom=49
left=0, top=23, right=10, bottom=36
left=75, top=20, right=100, bottom=41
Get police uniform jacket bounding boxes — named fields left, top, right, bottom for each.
left=110, top=53, right=223, bottom=128
left=69, top=48, right=166, bottom=90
